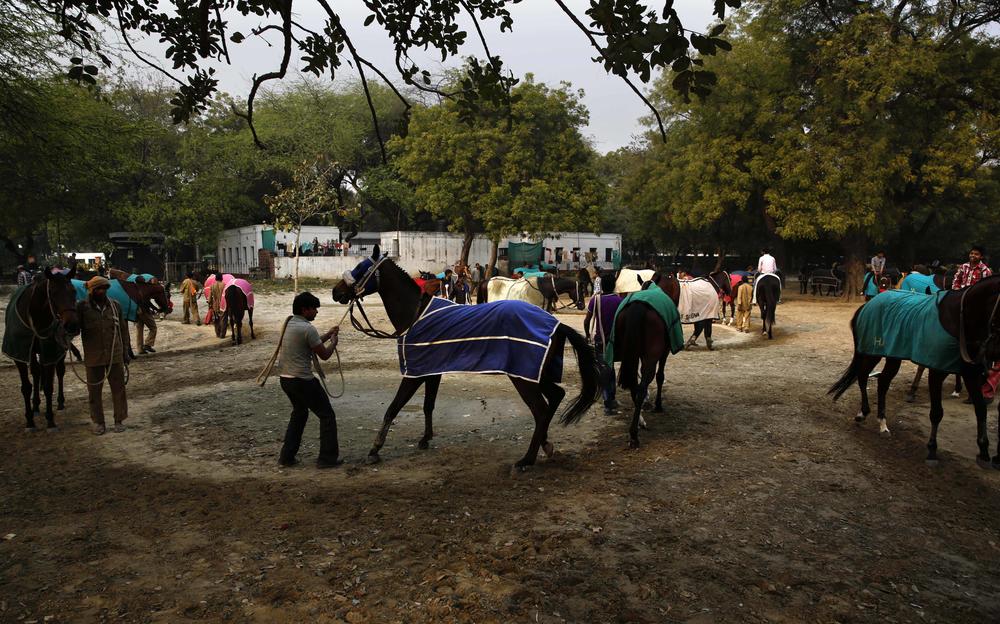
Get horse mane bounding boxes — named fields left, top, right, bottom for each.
left=380, top=258, right=423, bottom=332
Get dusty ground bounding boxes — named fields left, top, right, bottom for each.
left=1, top=286, right=999, bottom=623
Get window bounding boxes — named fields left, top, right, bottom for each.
left=605, top=248, right=613, bottom=262
left=555, top=247, right=562, bottom=262
left=499, top=247, right=508, bottom=259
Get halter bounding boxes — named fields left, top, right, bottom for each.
left=342, top=256, right=420, bottom=339
left=14, top=280, right=63, bottom=341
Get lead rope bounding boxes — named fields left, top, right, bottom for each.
left=68, top=303, right=130, bottom=387
left=256, top=305, right=352, bottom=399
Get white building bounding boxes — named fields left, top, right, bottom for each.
left=502, top=233, right=622, bottom=270
left=216, top=225, right=340, bottom=274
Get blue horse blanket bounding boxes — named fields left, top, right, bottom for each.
left=862, top=272, right=880, bottom=298
left=899, top=273, right=940, bottom=295
left=72, top=279, right=141, bottom=322
left=855, top=290, right=961, bottom=373
left=398, top=298, right=562, bottom=382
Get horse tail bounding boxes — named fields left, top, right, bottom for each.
left=556, top=324, right=600, bottom=426
left=616, top=303, right=646, bottom=392
left=828, top=306, right=864, bottom=400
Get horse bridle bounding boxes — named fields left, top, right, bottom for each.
left=14, top=279, right=64, bottom=341
left=344, top=256, right=422, bottom=339
left=958, top=280, right=1000, bottom=365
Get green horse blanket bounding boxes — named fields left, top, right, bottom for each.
left=855, top=290, right=962, bottom=374
left=606, top=284, right=685, bottom=365
left=2, top=285, right=66, bottom=365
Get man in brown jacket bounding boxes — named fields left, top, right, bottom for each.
left=77, top=276, right=132, bottom=435
left=179, top=271, right=202, bottom=325
left=207, top=272, right=225, bottom=324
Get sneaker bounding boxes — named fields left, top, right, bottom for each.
left=92, top=423, right=106, bottom=436
left=145, top=346, right=156, bottom=353
left=278, top=457, right=300, bottom=467
left=316, top=458, right=345, bottom=469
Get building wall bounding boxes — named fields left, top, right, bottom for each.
left=216, top=225, right=341, bottom=275
left=273, top=255, right=359, bottom=279
left=379, top=231, right=494, bottom=273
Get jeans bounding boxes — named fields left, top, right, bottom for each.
left=279, top=377, right=340, bottom=463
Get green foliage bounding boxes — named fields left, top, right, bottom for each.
left=391, top=76, right=606, bottom=258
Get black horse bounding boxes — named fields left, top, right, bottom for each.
left=331, top=247, right=599, bottom=470
left=537, top=274, right=585, bottom=311
left=755, top=273, right=782, bottom=339
left=3, top=268, right=81, bottom=431
left=807, top=265, right=845, bottom=296
left=615, top=273, right=681, bottom=448
left=216, top=284, right=255, bottom=345
left=829, top=276, right=1000, bottom=467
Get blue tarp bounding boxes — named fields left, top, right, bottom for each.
left=72, top=279, right=141, bottom=322
left=855, top=290, right=961, bottom=373
left=398, top=298, right=561, bottom=381
left=899, top=273, right=940, bottom=295
left=126, top=273, right=156, bottom=283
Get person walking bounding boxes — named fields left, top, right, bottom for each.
left=207, top=272, right=225, bottom=324
left=735, top=276, right=753, bottom=332
left=77, top=276, right=131, bottom=435
left=277, top=292, right=343, bottom=468
left=135, top=303, right=158, bottom=354
left=179, top=271, right=202, bottom=325
left=584, top=276, right=623, bottom=415
left=953, top=245, right=992, bottom=290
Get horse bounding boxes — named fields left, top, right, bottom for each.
left=681, top=270, right=733, bottom=350
left=807, top=265, right=845, bottom=296
left=537, top=274, right=585, bottom=311
left=755, top=273, right=782, bottom=338
left=829, top=278, right=1000, bottom=467
left=721, top=273, right=744, bottom=324
left=216, top=281, right=255, bottom=344
left=578, top=267, right=594, bottom=297
left=612, top=272, right=682, bottom=448
left=613, top=268, right=655, bottom=294
left=331, top=247, right=599, bottom=470
left=2, top=267, right=81, bottom=431
left=482, top=276, right=547, bottom=308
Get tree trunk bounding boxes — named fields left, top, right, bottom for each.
left=294, top=226, right=302, bottom=293
left=486, top=239, right=499, bottom=278
left=460, top=229, right=475, bottom=268
left=841, top=234, right=868, bottom=303
left=712, top=245, right=726, bottom=272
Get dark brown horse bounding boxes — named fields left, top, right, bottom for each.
left=216, top=285, right=255, bottom=344
left=614, top=272, right=681, bottom=448
left=332, top=248, right=599, bottom=470
left=4, top=269, right=80, bottom=431
left=755, top=273, right=782, bottom=339
left=537, top=274, right=585, bottom=311
left=829, top=276, right=1000, bottom=467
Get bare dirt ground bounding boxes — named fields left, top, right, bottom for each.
left=2, top=287, right=999, bottom=623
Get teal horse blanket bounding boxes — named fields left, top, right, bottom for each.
left=606, top=284, right=685, bottom=365
left=855, top=290, right=961, bottom=373
left=899, top=273, right=940, bottom=295
left=72, top=279, right=140, bottom=322
left=2, top=285, right=66, bottom=365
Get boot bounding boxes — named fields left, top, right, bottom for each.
left=706, top=337, right=714, bottom=351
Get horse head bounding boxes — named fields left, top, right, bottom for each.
left=708, top=270, right=733, bottom=299
left=39, top=269, right=80, bottom=349
left=332, top=245, right=382, bottom=304
left=647, top=272, right=681, bottom=306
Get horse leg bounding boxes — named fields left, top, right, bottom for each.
left=56, top=358, right=66, bottom=410
left=30, top=357, right=41, bottom=415
left=959, top=367, right=991, bottom=467
left=417, top=375, right=441, bottom=450
left=953, top=374, right=963, bottom=397
left=629, top=359, right=656, bottom=448
left=538, top=380, right=566, bottom=458
left=17, top=363, right=35, bottom=431
left=854, top=355, right=880, bottom=424
left=368, top=377, right=424, bottom=463
left=40, top=363, right=57, bottom=430
left=652, top=354, right=667, bottom=413
left=906, top=365, right=926, bottom=402
left=510, top=377, right=554, bottom=470
left=248, top=307, right=255, bottom=339
left=926, top=369, right=946, bottom=465
left=875, top=358, right=901, bottom=436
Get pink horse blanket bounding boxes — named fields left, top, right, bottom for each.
left=204, top=274, right=255, bottom=312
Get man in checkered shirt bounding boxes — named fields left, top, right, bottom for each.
left=952, top=245, right=992, bottom=290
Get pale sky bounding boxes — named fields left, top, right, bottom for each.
left=119, top=0, right=718, bottom=153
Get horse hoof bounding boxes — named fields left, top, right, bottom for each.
left=879, top=428, right=891, bottom=437
left=57, top=403, right=65, bottom=411
left=542, top=442, right=555, bottom=458
left=628, top=439, right=640, bottom=450
left=854, top=413, right=866, bottom=423
left=925, top=459, right=939, bottom=467
left=25, top=426, right=38, bottom=433
left=366, top=453, right=381, bottom=465
left=46, top=426, right=59, bottom=433
left=905, top=394, right=916, bottom=403
left=992, top=457, right=1000, bottom=470
left=417, top=439, right=430, bottom=450
left=976, top=457, right=992, bottom=469
left=652, top=406, right=664, bottom=414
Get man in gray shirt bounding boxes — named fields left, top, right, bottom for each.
left=277, top=292, right=343, bottom=468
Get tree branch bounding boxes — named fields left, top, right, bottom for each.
left=115, top=6, right=184, bottom=87
left=238, top=0, right=294, bottom=148
left=551, top=0, right=667, bottom=143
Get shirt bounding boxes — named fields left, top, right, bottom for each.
left=953, top=262, right=993, bottom=290
left=736, top=282, right=753, bottom=310
left=16, top=270, right=31, bottom=286
left=587, top=294, right=624, bottom=344
left=179, top=278, right=200, bottom=300
left=758, top=254, right=777, bottom=274
left=277, top=315, right=323, bottom=379
left=871, top=256, right=886, bottom=273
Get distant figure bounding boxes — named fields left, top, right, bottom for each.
left=735, top=276, right=753, bottom=333
left=757, top=248, right=777, bottom=275
left=16, top=265, right=30, bottom=286
left=180, top=271, right=203, bottom=326
left=871, top=251, right=886, bottom=277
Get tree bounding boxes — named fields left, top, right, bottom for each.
left=391, top=75, right=606, bottom=268
left=26, top=0, right=741, bottom=148
left=264, top=159, right=342, bottom=292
